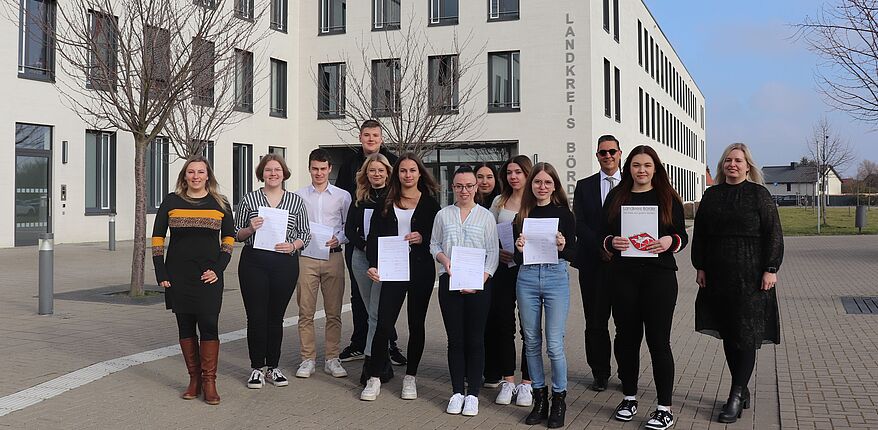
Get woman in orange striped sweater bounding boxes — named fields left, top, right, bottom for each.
left=152, top=156, right=235, bottom=405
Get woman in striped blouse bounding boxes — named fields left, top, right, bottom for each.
left=234, top=154, right=311, bottom=390
left=152, top=156, right=235, bottom=405
left=430, top=165, right=500, bottom=417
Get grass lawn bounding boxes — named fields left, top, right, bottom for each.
left=778, top=206, right=878, bottom=236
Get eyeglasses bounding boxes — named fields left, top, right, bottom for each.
left=452, top=184, right=477, bottom=191
left=597, top=149, right=619, bottom=157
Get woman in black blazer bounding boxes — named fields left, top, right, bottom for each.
left=360, top=153, right=441, bottom=402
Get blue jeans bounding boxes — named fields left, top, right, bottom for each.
left=516, top=262, right=570, bottom=392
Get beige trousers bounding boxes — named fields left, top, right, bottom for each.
left=296, top=252, right=345, bottom=361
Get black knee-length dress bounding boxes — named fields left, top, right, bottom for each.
left=691, top=181, right=784, bottom=349
left=152, top=193, right=235, bottom=315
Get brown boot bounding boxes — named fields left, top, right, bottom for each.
left=179, top=338, right=201, bottom=400
left=200, top=340, right=220, bottom=405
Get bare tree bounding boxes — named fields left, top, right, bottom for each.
left=313, top=16, right=487, bottom=158
left=858, top=159, right=878, bottom=192
left=798, top=0, right=878, bottom=125
left=806, top=118, right=856, bottom=225
left=7, top=0, right=268, bottom=295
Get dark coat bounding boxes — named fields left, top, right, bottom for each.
left=366, top=194, right=440, bottom=273
left=335, top=146, right=399, bottom=197
left=573, top=173, right=603, bottom=272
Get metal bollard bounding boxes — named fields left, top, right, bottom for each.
left=38, top=233, right=54, bottom=315
left=856, top=205, right=868, bottom=233
left=108, top=213, right=116, bottom=251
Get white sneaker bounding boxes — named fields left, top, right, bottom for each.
left=361, top=377, right=381, bottom=401
left=247, top=368, right=264, bottom=389
left=446, top=393, right=465, bottom=414
left=462, top=395, right=479, bottom=416
left=266, top=367, right=289, bottom=387
left=324, top=358, right=348, bottom=378
left=295, top=359, right=316, bottom=378
left=401, top=375, right=418, bottom=400
left=515, top=383, right=533, bottom=407
left=495, top=381, right=515, bottom=405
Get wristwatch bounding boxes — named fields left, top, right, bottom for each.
left=765, top=267, right=778, bottom=274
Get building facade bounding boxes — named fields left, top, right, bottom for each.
left=2, top=0, right=705, bottom=247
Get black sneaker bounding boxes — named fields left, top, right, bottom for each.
left=339, top=345, right=365, bottom=362
left=613, top=399, right=638, bottom=422
left=389, top=344, right=407, bottom=366
left=247, top=368, right=264, bottom=389
left=645, top=409, right=675, bottom=430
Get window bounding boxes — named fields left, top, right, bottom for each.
left=429, top=55, right=459, bottom=113
left=638, top=88, right=643, bottom=133
left=235, top=0, right=254, bottom=20
left=429, top=0, right=458, bottom=26
left=488, top=51, right=520, bottom=111
left=612, top=0, right=619, bottom=41
left=270, top=58, right=287, bottom=117
left=194, top=0, right=217, bottom=8
left=488, top=0, right=518, bottom=21
left=85, top=130, right=116, bottom=214
left=233, top=143, right=253, bottom=208
left=637, top=20, right=642, bottom=65
left=602, top=0, right=609, bottom=32
left=614, top=66, right=621, bottom=122
left=234, top=49, right=253, bottom=112
left=18, top=0, right=56, bottom=81
left=318, top=62, right=345, bottom=118
left=271, top=0, right=287, bottom=31
left=373, top=0, right=400, bottom=30
left=269, top=146, right=286, bottom=158
left=603, top=59, right=610, bottom=118
left=87, top=11, right=117, bottom=91
left=192, top=38, right=215, bottom=106
left=144, top=25, right=170, bottom=98
left=320, top=0, right=346, bottom=34
left=197, top=140, right=215, bottom=166
left=147, top=137, right=169, bottom=213
left=372, top=58, right=401, bottom=117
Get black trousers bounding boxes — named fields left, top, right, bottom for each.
left=579, top=263, right=613, bottom=379
left=611, top=264, right=678, bottom=406
left=238, top=246, right=299, bottom=369
left=438, top=274, right=491, bottom=396
left=346, top=246, right=398, bottom=351
left=369, top=264, right=435, bottom=377
left=484, top=264, right=530, bottom=381
left=176, top=313, right=219, bottom=341
left=723, top=339, right=757, bottom=388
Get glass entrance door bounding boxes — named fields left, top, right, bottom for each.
left=15, top=123, right=52, bottom=246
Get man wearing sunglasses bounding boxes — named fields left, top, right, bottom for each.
left=572, top=134, right=622, bottom=392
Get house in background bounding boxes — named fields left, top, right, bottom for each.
left=762, top=162, right=842, bottom=205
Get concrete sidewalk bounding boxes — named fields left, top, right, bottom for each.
left=0, top=235, right=876, bottom=429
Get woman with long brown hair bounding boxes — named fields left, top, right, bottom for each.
left=152, top=156, right=235, bottom=405
left=485, top=155, right=534, bottom=407
left=513, top=162, right=575, bottom=428
left=361, top=153, right=440, bottom=402
left=474, top=162, right=501, bottom=208
left=601, top=145, right=688, bottom=430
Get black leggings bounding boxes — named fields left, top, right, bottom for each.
left=723, top=340, right=757, bottom=388
left=238, top=246, right=299, bottom=369
left=369, top=265, right=435, bottom=377
left=438, top=274, right=491, bottom=396
left=484, top=264, right=530, bottom=381
left=611, top=264, right=678, bottom=406
left=176, top=313, right=219, bottom=341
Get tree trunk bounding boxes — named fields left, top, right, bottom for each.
left=130, top=137, right=149, bottom=297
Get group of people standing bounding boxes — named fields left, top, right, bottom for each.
left=151, top=118, right=783, bottom=429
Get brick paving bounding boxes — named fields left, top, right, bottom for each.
left=0, top=235, right=875, bottom=429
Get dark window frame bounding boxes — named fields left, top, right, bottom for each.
left=234, top=48, right=254, bottom=113
left=373, top=0, right=401, bottom=31
left=612, top=0, right=619, bottom=42
left=18, top=0, right=56, bottom=82
left=428, top=54, right=460, bottom=114
left=602, top=0, right=609, bottom=32
left=319, top=0, right=346, bottom=35
left=86, top=10, right=118, bottom=92
left=84, top=129, right=117, bottom=215
left=270, top=58, right=288, bottom=118
left=487, top=50, right=520, bottom=112
left=603, top=58, right=611, bottom=118
left=487, top=0, right=519, bottom=22
left=371, top=58, right=401, bottom=117
left=614, top=66, right=621, bottom=122
left=270, top=0, right=288, bottom=32
left=146, top=137, right=169, bottom=214
left=318, top=62, right=346, bottom=119
left=232, top=143, right=253, bottom=209
left=429, top=0, right=459, bottom=27
left=192, top=37, right=215, bottom=107
left=234, top=0, right=255, bottom=21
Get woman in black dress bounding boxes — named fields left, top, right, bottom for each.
left=152, top=156, right=235, bottom=405
left=602, top=145, right=687, bottom=430
left=692, top=143, right=783, bottom=423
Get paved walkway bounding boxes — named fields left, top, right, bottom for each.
left=0, top=235, right=875, bottom=429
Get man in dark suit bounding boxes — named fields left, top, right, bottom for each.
left=573, top=135, right=622, bottom=391
left=336, top=119, right=404, bottom=366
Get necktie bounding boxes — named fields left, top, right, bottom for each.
left=603, top=176, right=616, bottom=204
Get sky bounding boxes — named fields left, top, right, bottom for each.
left=646, top=0, right=877, bottom=177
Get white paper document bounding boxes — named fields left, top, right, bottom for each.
left=301, top=222, right=334, bottom=260
left=449, top=246, right=486, bottom=291
left=522, top=217, right=559, bottom=265
left=378, top=236, right=410, bottom=282
left=363, top=208, right=374, bottom=238
left=253, top=207, right=289, bottom=252
left=621, top=205, right=659, bottom=258
left=497, top=221, right=516, bottom=268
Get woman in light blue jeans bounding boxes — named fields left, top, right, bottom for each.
left=513, top=163, right=576, bottom=429
left=343, top=153, right=393, bottom=384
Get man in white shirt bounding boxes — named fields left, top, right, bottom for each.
left=294, top=149, right=352, bottom=379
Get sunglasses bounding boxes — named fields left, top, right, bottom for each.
left=597, top=149, right=619, bottom=156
